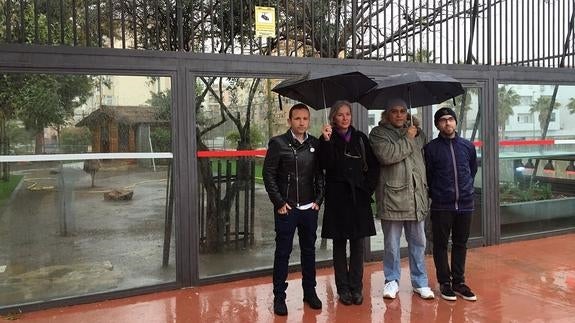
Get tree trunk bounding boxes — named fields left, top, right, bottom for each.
left=198, top=155, right=220, bottom=253
left=34, top=130, right=44, bottom=154
left=90, top=171, right=96, bottom=187
left=0, top=118, right=9, bottom=181
left=197, top=135, right=222, bottom=253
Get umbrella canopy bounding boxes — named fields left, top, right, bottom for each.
left=272, top=71, right=377, bottom=110
left=358, top=71, right=465, bottom=109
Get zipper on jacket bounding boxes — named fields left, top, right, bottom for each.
left=292, top=146, right=300, bottom=207
left=449, top=140, right=460, bottom=210
left=286, top=174, right=291, bottom=201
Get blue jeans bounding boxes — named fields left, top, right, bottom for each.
left=382, top=219, right=429, bottom=288
left=273, top=208, right=318, bottom=299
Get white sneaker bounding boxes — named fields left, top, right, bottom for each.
left=413, top=287, right=435, bottom=299
left=383, top=280, right=399, bottom=299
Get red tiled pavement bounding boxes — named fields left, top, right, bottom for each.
left=4, top=234, right=575, bottom=323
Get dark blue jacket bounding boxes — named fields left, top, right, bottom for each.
left=424, top=134, right=478, bottom=211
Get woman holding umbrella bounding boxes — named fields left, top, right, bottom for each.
left=318, top=100, right=380, bottom=305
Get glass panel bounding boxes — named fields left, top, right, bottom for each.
left=367, top=87, right=483, bottom=253
left=498, top=84, right=575, bottom=237
left=196, top=76, right=332, bottom=278
left=0, top=74, right=174, bottom=308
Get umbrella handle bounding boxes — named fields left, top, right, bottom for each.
left=408, top=86, right=413, bottom=125
left=322, top=81, right=328, bottom=123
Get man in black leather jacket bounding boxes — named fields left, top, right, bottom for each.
left=263, top=103, right=325, bottom=316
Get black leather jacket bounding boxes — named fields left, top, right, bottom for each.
left=263, top=130, right=325, bottom=210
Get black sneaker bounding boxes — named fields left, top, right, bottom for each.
left=351, top=292, right=363, bottom=305
left=303, top=290, right=322, bottom=309
left=273, top=297, right=288, bottom=316
left=440, top=283, right=457, bottom=301
left=338, top=292, right=353, bottom=305
left=452, top=283, right=477, bottom=301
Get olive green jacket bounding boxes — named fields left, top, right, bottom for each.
left=369, top=122, right=429, bottom=221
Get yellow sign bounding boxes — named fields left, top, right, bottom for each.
left=255, top=6, right=276, bottom=38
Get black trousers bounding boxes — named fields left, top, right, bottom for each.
left=333, top=238, right=365, bottom=295
left=431, top=210, right=472, bottom=285
left=273, top=208, right=318, bottom=299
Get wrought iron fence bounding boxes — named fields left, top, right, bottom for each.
left=1, top=1, right=575, bottom=67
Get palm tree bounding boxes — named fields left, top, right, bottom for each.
left=497, top=85, right=520, bottom=138
left=530, top=96, right=561, bottom=133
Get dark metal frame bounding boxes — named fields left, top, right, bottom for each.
left=1, top=44, right=575, bottom=313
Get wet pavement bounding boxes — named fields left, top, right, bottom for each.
left=6, top=233, right=575, bottom=322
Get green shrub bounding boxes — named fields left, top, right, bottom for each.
left=226, top=127, right=265, bottom=148
left=0, top=175, right=23, bottom=208
left=60, top=127, right=91, bottom=153
left=500, top=181, right=553, bottom=203
left=150, top=127, right=171, bottom=152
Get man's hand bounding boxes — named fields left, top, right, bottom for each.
left=311, top=202, right=320, bottom=211
left=277, top=203, right=292, bottom=215
left=406, top=125, right=418, bottom=139
left=411, top=115, right=420, bottom=127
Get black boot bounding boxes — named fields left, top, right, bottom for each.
left=338, top=292, right=353, bottom=305
left=273, top=297, right=288, bottom=316
left=303, top=290, right=322, bottom=309
left=351, top=291, right=363, bottom=305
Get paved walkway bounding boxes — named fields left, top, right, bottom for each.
left=4, top=234, right=575, bottom=322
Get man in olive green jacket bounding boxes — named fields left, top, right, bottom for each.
left=369, top=98, right=434, bottom=300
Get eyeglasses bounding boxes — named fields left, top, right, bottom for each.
left=344, top=143, right=361, bottom=159
left=438, top=116, right=455, bottom=123
left=344, top=151, right=362, bottom=159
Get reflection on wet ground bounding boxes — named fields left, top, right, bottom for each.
left=10, top=233, right=575, bottom=322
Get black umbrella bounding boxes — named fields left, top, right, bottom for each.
left=272, top=71, right=377, bottom=120
left=358, top=71, right=465, bottom=110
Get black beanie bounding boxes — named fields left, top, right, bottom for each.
left=434, top=107, right=457, bottom=125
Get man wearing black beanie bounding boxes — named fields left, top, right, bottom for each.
left=434, top=107, right=458, bottom=126
left=424, top=107, right=478, bottom=302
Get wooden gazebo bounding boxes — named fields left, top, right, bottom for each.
left=76, top=105, right=168, bottom=153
